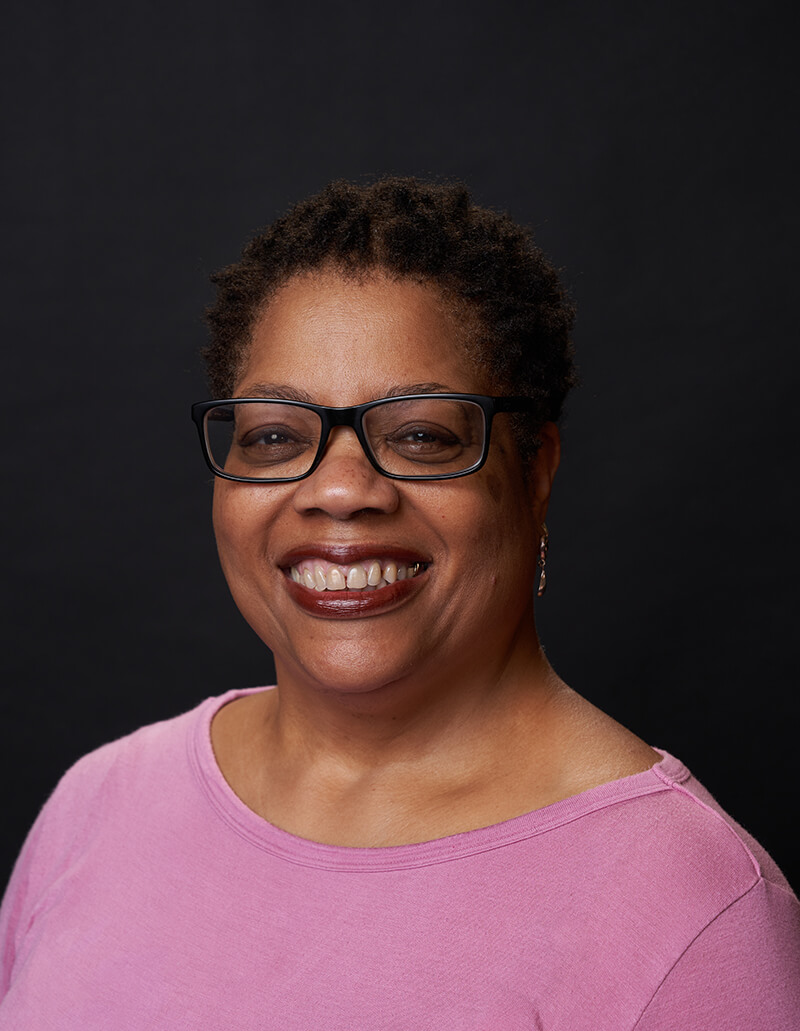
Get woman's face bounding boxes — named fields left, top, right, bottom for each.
left=212, top=272, right=559, bottom=696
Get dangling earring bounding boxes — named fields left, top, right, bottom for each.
left=537, top=523, right=549, bottom=597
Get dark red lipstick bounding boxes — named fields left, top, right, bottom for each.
left=278, top=544, right=431, bottom=619
left=284, top=573, right=427, bottom=618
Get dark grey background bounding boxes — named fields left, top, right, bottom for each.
left=2, top=0, right=797, bottom=889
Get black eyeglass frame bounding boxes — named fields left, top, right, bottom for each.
left=191, top=394, right=539, bottom=483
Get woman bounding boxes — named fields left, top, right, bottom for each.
left=1, top=178, right=797, bottom=1028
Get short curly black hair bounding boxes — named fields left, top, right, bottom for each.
left=204, top=177, right=577, bottom=457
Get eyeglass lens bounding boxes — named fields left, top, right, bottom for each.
left=204, top=399, right=487, bottom=479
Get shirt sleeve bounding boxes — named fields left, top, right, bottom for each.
left=0, top=744, right=119, bottom=999
left=0, top=806, right=48, bottom=997
left=634, top=877, right=800, bottom=1030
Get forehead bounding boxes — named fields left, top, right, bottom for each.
left=235, top=272, right=487, bottom=405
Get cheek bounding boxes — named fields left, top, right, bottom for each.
left=210, top=487, right=288, bottom=646
left=485, top=480, right=538, bottom=583
left=431, top=475, right=536, bottom=581
left=211, top=485, right=239, bottom=567
left=211, top=484, right=271, bottom=581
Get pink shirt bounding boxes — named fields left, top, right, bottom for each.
left=1, top=688, right=798, bottom=1029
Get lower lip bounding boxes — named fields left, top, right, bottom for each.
left=283, top=570, right=428, bottom=618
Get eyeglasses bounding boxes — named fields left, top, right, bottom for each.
left=191, top=394, right=538, bottom=483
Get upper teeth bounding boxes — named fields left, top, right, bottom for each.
left=289, top=558, right=424, bottom=592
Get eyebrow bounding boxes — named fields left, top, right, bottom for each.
left=384, top=382, right=453, bottom=397
left=235, top=382, right=455, bottom=403
left=235, top=383, right=317, bottom=403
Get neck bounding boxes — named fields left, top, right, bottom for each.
left=267, top=615, right=561, bottom=773
left=211, top=614, right=584, bottom=847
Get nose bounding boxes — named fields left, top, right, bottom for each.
left=292, top=427, right=400, bottom=519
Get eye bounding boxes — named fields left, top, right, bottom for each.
left=384, top=422, right=464, bottom=461
left=235, top=424, right=316, bottom=466
left=390, top=424, right=458, bottom=445
left=242, top=426, right=300, bottom=446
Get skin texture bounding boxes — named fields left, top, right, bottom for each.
left=211, top=272, right=658, bottom=846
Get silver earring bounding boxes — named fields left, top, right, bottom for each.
left=537, top=523, right=549, bottom=597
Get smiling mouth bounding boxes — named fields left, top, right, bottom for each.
left=287, top=557, right=428, bottom=592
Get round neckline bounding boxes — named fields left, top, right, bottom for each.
left=189, top=687, right=689, bottom=872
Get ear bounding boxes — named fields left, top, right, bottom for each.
left=527, top=422, right=561, bottom=524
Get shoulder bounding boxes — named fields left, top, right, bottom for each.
left=530, top=754, right=800, bottom=1024
left=590, top=753, right=794, bottom=906
left=534, top=751, right=798, bottom=962
left=642, top=753, right=793, bottom=893
left=46, top=696, right=212, bottom=810
left=2, top=692, right=242, bottom=900
left=0, top=694, right=214, bottom=987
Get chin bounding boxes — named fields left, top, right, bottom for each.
left=277, top=644, right=419, bottom=700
